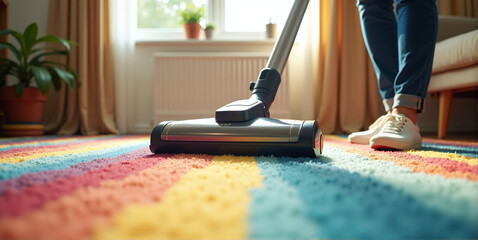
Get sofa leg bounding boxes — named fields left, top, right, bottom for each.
left=438, top=90, right=453, bottom=139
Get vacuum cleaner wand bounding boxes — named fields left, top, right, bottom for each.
left=150, top=0, right=323, bottom=158
left=266, top=0, right=309, bottom=73
left=215, top=0, right=309, bottom=122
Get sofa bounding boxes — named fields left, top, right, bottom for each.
left=428, top=15, right=478, bottom=138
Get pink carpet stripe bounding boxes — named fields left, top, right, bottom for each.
left=0, top=153, right=169, bottom=217
left=0, top=147, right=156, bottom=194
left=0, top=136, right=145, bottom=163
left=324, top=137, right=477, bottom=181
left=0, top=154, right=212, bottom=240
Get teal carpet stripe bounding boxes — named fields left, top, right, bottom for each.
left=249, top=157, right=319, bottom=238
left=325, top=145, right=478, bottom=223
left=274, top=156, right=476, bottom=239
left=420, top=143, right=478, bottom=158
left=248, top=143, right=478, bottom=239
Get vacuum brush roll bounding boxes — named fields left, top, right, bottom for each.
left=150, top=117, right=323, bottom=157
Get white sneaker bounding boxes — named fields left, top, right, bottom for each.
left=348, top=115, right=389, bottom=144
left=370, top=114, right=422, bottom=150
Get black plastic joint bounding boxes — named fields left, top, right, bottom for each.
left=251, top=68, right=281, bottom=109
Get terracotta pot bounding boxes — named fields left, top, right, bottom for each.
left=184, top=23, right=202, bottom=39
left=0, top=87, right=47, bottom=136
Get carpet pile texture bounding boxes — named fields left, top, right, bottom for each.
left=0, top=135, right=476, bottom=239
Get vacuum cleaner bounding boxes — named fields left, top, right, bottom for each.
left=150, top=0, right=323, bottom=157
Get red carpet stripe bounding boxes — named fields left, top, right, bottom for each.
left=0, top=154, right=169, bottom=217
left=0, top=148, right=155, bottom=194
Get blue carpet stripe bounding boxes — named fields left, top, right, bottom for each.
left=250, top=157, right=320, bottom=238
left=324, top=145, right=478, bottom=224
left=420, top=142, right=478, bottom=158
left=257, top=148, right=478, bottom=239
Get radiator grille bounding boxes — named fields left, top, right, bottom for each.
left=154, top=53, right=290, bottom=122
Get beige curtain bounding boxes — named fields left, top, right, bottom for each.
left=438, top=0, right=478, bottom=17
left=43, top=0, right=118, bottom=135
left=314, top=0, right=382, bottom=134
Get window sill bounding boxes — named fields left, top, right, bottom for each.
left=135, top=39, right=278, bottom=46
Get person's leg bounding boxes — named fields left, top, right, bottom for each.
left=349, top=0, right=396, bottom=144
left=392, top=0, right=439, bottom=121
left=356, top=0, right=398, bottom=112
left=371, top=0, right=438, bottom=150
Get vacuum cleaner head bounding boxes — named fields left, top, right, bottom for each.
left=150, top=117, right=323, bottom=158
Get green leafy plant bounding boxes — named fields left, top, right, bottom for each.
left=179, top=3, right=204, bottom=24
left=0, top=23, right=79, bottom=97
left=205, top=23, right=215, bottom=30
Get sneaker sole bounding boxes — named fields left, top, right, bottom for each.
left=370, top=140, right=422, bottom=150
left=348, top=138, right=371, bottom=145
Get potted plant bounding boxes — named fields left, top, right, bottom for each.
left=179, top=3, right=204, bottom=39
left=0, top=22, right=79, bottom=136
left=204, top=23, right=215, bottom=40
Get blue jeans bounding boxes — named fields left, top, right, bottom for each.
left=357, top=0, right=438, bottom=112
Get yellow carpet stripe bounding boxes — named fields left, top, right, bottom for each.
left=0, top=139, right=146, bottom=164
left=325, top=135, right=349, bottom=142
left=407, top=150, right=478, bottom=166
left=95, top=155, right=263, bottom=240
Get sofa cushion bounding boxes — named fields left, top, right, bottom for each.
left=432, top=29, right=478, bottom=74
left=428, top=64, right=478, bottom=92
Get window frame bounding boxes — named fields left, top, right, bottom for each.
left=136, top=0, right=290, bottom=41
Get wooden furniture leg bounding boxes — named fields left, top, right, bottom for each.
left=438, top=90, right=453, bottom=139
left=0, top=0, right=8, bottom=60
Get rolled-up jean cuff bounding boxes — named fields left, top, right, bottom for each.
left=392, top=94, right=424, bottom=112
left=383, top=98, right=394, bottom=112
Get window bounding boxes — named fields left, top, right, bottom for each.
left=137, top=0, right=207, bottom=29
left=137, top=0, right=294, bottom=40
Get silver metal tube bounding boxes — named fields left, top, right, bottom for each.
left=266, top=0, right=309, bottom=74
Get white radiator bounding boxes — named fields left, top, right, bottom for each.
left=153, top=52, right=290, bottom=122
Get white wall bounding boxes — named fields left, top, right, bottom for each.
left=7, top=0, right=50, bottom=85
left=8, top=0, right=477, bottom=135
left=8, top=0, right=50, bottom=38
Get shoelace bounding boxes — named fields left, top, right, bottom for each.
left=381, top=114, right=407, bottom=133
left=368, top=115, right=388, bottom=130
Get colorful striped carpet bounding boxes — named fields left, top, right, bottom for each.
left=0, top=135, right=476, bottom=239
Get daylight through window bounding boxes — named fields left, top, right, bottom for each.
left=137, top=0, right=294, bottom=39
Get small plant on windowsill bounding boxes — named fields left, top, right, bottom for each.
left=179, top=3, right=204, bottom=40
left=204, top=23, right=215, bottom=40
left=0, top=23, right=79, bottom=136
